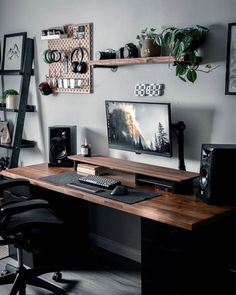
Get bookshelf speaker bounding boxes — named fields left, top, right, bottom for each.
left=197, top=144, right=236, bottom=204
left=48, top=126, right=76, bottom=167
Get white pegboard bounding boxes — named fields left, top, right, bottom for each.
left=47, top=23, right=93, bottom=94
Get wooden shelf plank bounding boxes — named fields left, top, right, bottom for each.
left=89, top=56, right=175, bottom=67
left=68, top=155, right=198, bottom=182
left=0, top=139, right=35, bottom=150
left=0, top=105, right=35, bottom=112
left=0, top=70, right=22, bottom=75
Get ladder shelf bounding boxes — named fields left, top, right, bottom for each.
left=0, top=37, right=35, bottom=168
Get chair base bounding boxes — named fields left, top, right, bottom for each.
left=0, top=263, right=65, bottom=295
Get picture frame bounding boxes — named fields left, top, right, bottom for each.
left=225, top=23, right=236, bottom=95
left=1, top=32, right=27, bottom=73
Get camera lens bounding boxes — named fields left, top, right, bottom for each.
left=96, top=51, right=106, bottom=60
left=95, top=49, right=116, bottom=60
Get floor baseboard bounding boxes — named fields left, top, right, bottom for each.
left=89, top=232, right=141, bottom=263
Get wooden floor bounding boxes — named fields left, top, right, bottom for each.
left=0, top=248, right=141, bottom=295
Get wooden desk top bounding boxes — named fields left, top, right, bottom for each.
left=1, top=163, right=235, bottom=231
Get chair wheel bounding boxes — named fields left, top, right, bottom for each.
left=19, top=287, right=26, bottom=295
left=0, top=269, right=10, bottom=276
left=52, top=271, right=62, bottom=282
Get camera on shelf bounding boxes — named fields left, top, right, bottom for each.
left=95, top=49, right=116, bottom=60
left=123, top=43, right=138, bottom=58
left=96, top=43, right=139, bottom=60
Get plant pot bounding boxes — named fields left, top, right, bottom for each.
left=6, top=95, right=18, bottom=109
left=140, top=39, right=161, bottom=57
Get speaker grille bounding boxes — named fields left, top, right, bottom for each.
left=48, top=126, right=76, bottom=167
left=197, top=144, right=236, bottom=204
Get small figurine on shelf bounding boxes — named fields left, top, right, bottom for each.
left=80, top=138, right=91, bottom=157
left=0, top=121, right=11, bottom=144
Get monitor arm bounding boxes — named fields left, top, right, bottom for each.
left=171, top=121, right=186, bottom=171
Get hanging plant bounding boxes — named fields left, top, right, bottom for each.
left=156, top=25, right=213, bottom=83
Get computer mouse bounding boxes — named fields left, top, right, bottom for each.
left=110, top=185, right=128, bottom=196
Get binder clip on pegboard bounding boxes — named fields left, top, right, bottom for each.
left=134, top=83, right=164, bottom=97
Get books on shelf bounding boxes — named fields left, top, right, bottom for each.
left=77, top=163, right=109, bottom=175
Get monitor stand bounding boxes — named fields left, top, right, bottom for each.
left=172, top=121, right=186, bottom=171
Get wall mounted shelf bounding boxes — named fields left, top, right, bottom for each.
left=0, top=139, right=35, bottom=150
left=0, top=105, right=35, bottom=112
left=89, top=56, right=175, bottom=71
left=41, top=34, right=67, bottom=40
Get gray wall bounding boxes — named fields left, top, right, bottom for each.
left=0, top=0, right=235, bottom=261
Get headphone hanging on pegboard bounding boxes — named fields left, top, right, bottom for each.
left=71, top=47, right=87, bottom=74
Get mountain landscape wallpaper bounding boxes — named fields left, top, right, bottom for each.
left=106, top=101, right=171, bottom=156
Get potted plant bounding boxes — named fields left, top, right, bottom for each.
left=156, top=25, right=210, bottom=82
left=136, top=28, right=161, bottom=57
left=1, top=89, right=19, bottom=109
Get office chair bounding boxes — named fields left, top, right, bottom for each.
left=0, top=178, right=65, bottom=295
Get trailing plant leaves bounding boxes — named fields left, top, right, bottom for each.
left=171, top=40, right=185, bottom=57
left=188, top=52, right=197, bottom=64
left=182, top=35, right=194, bottom=50
left=162, top=31, right=172, bottom=48
left=187, top=69, right=197, bottom=83
left=179, top=76, right=187, bottom=82
left=160, top=25, right=209, bottom=83
left=176, top=63, right=188, bottom=76
left=155, top=34, right=163, bottom=46
left=196, top=25, right=209, bottom=31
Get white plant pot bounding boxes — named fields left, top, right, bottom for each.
left=6, top=95, right=18, bottom=109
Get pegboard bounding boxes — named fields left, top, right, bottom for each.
left=47, top=23, right=93, bottom=94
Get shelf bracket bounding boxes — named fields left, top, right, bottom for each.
left=92, top=65, right=118, bottom=72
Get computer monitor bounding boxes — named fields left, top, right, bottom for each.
left=105, top=100, right=172, bottom=157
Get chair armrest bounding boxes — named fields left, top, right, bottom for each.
left=0, top=179, right=30, bottom=191
left=0, top=199, right=49, bottom=218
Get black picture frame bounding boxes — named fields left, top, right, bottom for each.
left=225, top=23, right=236, bottom=95
left=1, top=32, right=27, bottom=73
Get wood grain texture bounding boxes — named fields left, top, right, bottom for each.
left=68, top=155, right=198, bottom=182
left=89, top=56, right=175, bottom=66
left=1, top=163, right=235, bottom=231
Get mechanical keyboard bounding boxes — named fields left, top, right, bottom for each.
left=78, top=174, right=121, bottom=189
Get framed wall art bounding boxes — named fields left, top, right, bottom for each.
left=1, top=32, right=27, bottom=73
left=225, top=23, right=236, bottom=95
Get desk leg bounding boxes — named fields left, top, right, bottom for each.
left=141, top=217, right=235, bottom=295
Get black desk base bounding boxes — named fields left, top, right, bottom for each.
left=141, top=217, right=236, bottom=294
left=17, top=184, right=236, bottom=294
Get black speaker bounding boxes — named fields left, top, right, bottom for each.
left=48, top=126, right=76, bottom=167
left=197, top=144, right=236, bottom=204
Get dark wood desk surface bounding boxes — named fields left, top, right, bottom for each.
left=1, top=163, right=235, bottom=231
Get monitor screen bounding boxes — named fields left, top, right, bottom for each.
left=105, top=100, right=172, bottom=157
